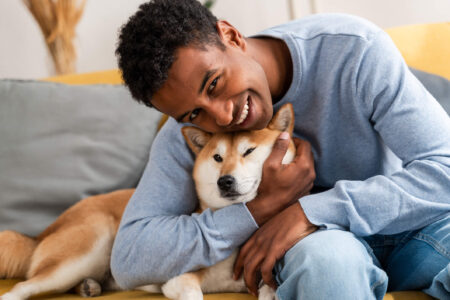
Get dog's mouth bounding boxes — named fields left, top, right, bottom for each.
left=220, top=191, right=242, bottom=201
left=219, top=180, right=259, bottom=202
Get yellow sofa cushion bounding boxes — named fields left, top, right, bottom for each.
left=386, top=22, right=450, bottom=80
left=0, top=280, right=435, bottom=300
left=44, top=69, right=124, bottom=85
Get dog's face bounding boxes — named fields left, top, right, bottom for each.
left=182, top=103, right=296, bottom=210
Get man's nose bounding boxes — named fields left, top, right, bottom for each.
left=207, top=99, right=233, bottom=126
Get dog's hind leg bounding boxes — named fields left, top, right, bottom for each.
left=0, top=270, right=75, bottom=300
left=74, top=278, right=102, bottom=297
left=1, top=241, right=110, bottom=300
left=1, top=218, right=115, bottom=300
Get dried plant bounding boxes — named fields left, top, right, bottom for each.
left=23, top=0, right=86, bottom=75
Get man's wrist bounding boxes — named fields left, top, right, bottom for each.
left=246, top=196, right=279, bottom=226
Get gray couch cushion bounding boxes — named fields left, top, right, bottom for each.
left=0, top=80, right=161, bottom=236
left=410, top=68, right=450, bottom=114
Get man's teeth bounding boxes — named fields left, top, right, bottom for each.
left=236, top=101, right=249, bottom=125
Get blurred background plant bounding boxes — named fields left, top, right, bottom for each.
left=203, top=0, right=217, bottom=10
left=2, top=0, right=447, bottom=79
left=23, top=0, right=86, bottom=75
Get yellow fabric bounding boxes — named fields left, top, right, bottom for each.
left=43, top=69, right=123, bottom=85
left=386, top=22, right=450, bottom=79
left=4, top=22, right=445, bottom=300
left=0, top=280, right=254, bottom=300
left=0, top=279, right=433, bottom=299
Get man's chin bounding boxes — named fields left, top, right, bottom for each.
left=253, top=116, right=272, bottom=130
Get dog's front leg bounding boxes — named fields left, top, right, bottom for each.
left=258, top=284, right=278, bottom=300
left=162, top=272, right=203, bottom=300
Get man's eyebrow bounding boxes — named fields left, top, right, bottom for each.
left=198, top=68, right=218, bottom=94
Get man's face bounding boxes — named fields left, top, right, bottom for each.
left=152, top=42, right=273, bottom=133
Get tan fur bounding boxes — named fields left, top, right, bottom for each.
left=1, top=103, right=295, bottom=300
left=0, top=231, right=37, bottom=279
left=0, top=189, right=134, bottom=300
left=176, top=103, right=296, bottom=299
left=182, top=125, right=296, bottom=293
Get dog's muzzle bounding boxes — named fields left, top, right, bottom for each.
left=217, top=175, right=240, bottom=199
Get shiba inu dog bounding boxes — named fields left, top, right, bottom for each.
left=0, top=103, right=295, bottom=300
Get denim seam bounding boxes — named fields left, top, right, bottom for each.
left=398, top=230, right=420, bottom=245
left=275, top=287, right=285, bottom=300
left=413, top=233, right=450, bottom=259
left=358, top=237, right=383, bottom=268
left=370, top=276, right=387, bottom=292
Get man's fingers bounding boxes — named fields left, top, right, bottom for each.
left=266, top=132, right=290, bottom=167
left=292, top=138, right=315, bottom=178
left=233, top=249, right=245, bottom=280
left=243, top=255, right=263, bottom=296
left=233, top=252, right=243, bottom=280
left=292, top=137, right=302, bottom=148
left=260, top=255, right=277, bottom=290
left=234, top=239, right=254, bottom=280
left=292, top=138, right=311, bottom=158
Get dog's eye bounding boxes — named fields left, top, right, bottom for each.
left=213, top=154, right=223, bottom=162
left=243, top=147, right=256, bottom=157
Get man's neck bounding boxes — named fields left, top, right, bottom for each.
left=246, top=37, right=293, bottom=103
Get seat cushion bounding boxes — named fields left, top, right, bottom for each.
left=0, top=280, right=434, bottom=300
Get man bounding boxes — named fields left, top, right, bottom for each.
left=110, top=0, right=450, bottom=299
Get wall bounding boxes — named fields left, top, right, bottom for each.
left=1, top=0, right=448, bottom=79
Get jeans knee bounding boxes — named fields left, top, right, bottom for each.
left=279, top=230, right=373, bottom=278
left=275, top=230, right=387, bottom=300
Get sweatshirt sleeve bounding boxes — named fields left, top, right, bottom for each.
left=110, top=118, right=258, bottom=289
left=300, top=31, right=450, bottom=236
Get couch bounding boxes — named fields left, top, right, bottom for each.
left=1, top=22, right=449, bottom=300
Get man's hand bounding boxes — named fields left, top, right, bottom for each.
left=233, top=202, right=317, bottom=296
left=246, top=133, right=315, bottom=225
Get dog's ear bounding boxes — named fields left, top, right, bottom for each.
left=181, top=126, right=212, bottom=155
left=267, top=103, right=294, bottom=135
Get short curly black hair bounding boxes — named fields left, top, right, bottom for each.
left=116, top=0, right=224, bottom=108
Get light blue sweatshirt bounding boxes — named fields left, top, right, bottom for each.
left=111, top=14, right=450, bottom=289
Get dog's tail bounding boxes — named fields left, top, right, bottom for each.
left=0, top=230, right=37, bottom=279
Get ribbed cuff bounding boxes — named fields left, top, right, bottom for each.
left=213, top=202, right=259, bottom=246
left=299, top=188, right=348, bottom=231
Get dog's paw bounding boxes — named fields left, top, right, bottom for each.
left=258, top=284, right=277, bottom=300
left=161, top=275, right=203, bottom=300
left=77, top=278, right=102, bottom=297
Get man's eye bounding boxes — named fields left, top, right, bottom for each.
left=189, top=108, right=201, bottom=121
left=207, top=77, right=219, bottom=93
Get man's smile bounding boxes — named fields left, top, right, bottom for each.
left=236, top=95, right=250, bottom=125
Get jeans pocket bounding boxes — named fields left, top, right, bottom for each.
left=414, top=214, right=450, bottom=260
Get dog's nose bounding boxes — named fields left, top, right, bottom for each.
left=217, top=175, right=236, bottom=192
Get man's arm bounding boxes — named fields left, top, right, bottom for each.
left=234, top=30, right=450, bottom=294
left=110, top=119, right=259, bottom=289
left=301, top=30, right=450, bottom=236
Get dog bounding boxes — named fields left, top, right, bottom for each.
left=0, top=103, right=296, bottom=300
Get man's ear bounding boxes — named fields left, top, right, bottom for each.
left=267, top=103, right=295, bottom=136
left=181, top=126, right=212, bottom=155
left=216, top=20, right=246, bottom=50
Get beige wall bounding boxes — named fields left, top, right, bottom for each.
left=1, top=0, right=449, bottom=79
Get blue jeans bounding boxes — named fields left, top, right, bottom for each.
left=274, top=215, right=450, bottom=300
